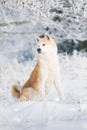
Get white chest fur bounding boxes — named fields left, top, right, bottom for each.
left=39, top=53, right=60, bottom=85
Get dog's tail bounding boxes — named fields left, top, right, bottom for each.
left=12, top=85, right=20, bottom=99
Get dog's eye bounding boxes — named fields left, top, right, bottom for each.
left=42, top=44, right=46, bottom=46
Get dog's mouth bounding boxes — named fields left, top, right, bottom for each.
left=37, top=48, right=47, bottom=55
left=39, top=52, right=46, bottom=55
left=38, top=51, right=41, bottom=54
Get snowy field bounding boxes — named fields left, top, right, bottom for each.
left=0, top=0, right=87, bottom=130
left=0, top=51, right=87, bottom=130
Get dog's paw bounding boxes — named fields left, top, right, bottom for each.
left=60, top=95, right=66, bottom=102
left=33, top=94, right=41, bottom=101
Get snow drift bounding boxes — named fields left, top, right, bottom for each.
left=0, top=51, right=87, bottom=130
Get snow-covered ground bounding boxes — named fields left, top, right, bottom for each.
left=0, top=51, right=87, bottom=130
left=0, top=0, right=87, bottom=129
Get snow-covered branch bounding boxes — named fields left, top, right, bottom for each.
left=0, top=0, right=87, bottom=40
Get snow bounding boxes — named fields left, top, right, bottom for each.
left=0, top=51, right=87, bottom=130
left=1, top=0, right=87, bottom=41
left=0, top=102, right=87, bottom=130
left=0, top=0, right=87, bottom=129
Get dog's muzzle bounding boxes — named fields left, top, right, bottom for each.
left=37, top=48, right=41, bottom=53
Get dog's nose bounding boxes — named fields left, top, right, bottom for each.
left=37, top=48, right=41, bottom=53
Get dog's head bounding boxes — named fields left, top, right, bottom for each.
left=36, top=33, right=57, bottom=55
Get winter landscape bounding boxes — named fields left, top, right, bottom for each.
left=0, top=0, right=87, bottom=130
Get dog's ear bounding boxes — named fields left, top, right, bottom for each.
left=36, top=37, right=40, bottom=42
left=45, top=33, right=51, bottom=40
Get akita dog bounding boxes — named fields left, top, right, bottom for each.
left=12, top=33, right=64, bottom=101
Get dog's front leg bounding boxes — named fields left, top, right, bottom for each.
left=54, top=78, right=64, bottom=101
left=34, top=82, right=45, bottom=101
left=38, top=82, right=46, bottom=101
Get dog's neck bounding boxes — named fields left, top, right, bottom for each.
left=38, top=51, right=58, bottom=67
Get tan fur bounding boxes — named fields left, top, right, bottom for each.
left=12, top=33, right=64, bottom=101
left=12, top=61, right=43, bottom=101
left=36, top=33, right=56, bottom=48
left=12, top=85, right=20, bottom=98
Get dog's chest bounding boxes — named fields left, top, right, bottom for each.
left=40, top=55, right=59, bottom=83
